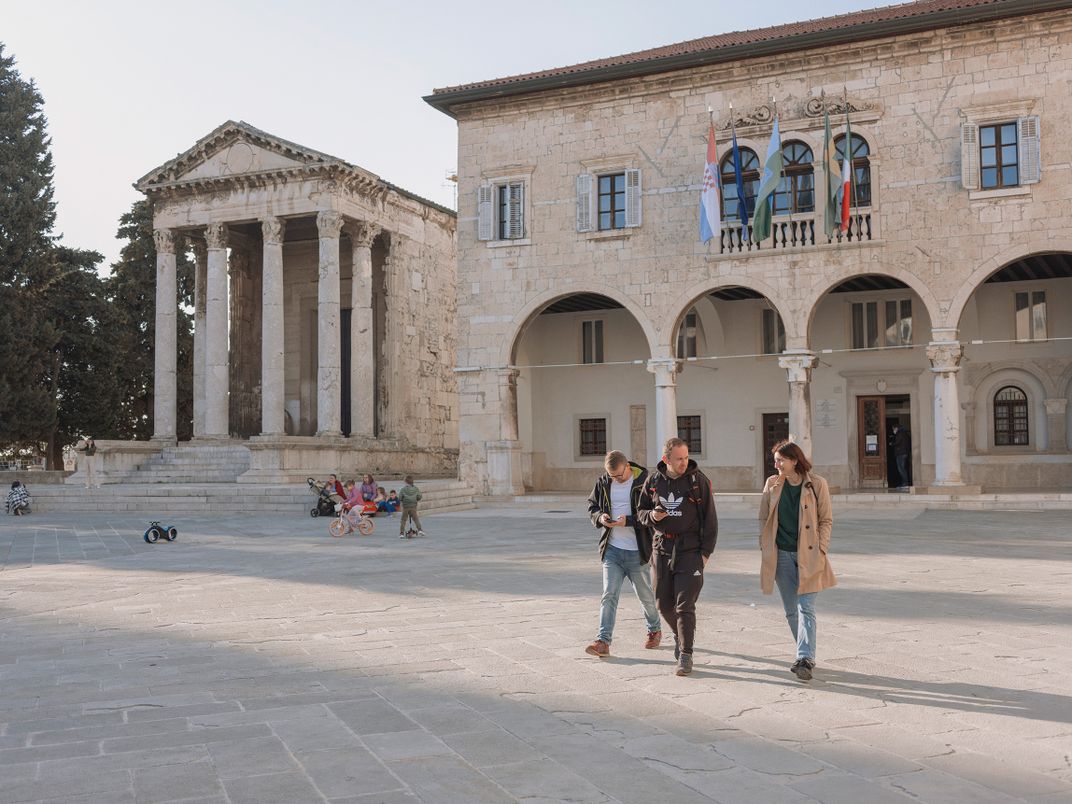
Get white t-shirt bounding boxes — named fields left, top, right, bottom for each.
left=607, top=479, right=638, bottom=550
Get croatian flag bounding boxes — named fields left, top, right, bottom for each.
left=840, top=112, right=853, bottom=233
left=700, top=122, right=720, bottom=243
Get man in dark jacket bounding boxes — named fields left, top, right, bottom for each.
left=890, top=425, right=911, bottom=489
left=584, top=450, right=661, bottom=657
left=637, top=437, right=718, bottom=676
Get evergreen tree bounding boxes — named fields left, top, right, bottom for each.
left=0, top=42, right=59, bottom=454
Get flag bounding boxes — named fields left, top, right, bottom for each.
left=840, top=111, right=853, bottom=233
left=822, top=106, right=842, bottom=238
left=730, top=120, right=749, bottom=241
left=751, top=116, right=783, bottom=243
left=699, top=122, right=720, bottom=243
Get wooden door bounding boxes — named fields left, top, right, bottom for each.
left=762, top=412, right=789, bottom=481
left=857, top=396, right=887, bottom=488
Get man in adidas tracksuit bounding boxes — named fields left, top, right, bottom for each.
left=637, top=436, right=718, bottom=676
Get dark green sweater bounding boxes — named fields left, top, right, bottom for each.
left=776, top=480, right=802, bottom=551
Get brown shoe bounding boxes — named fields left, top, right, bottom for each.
left=585, top=640, right=610, bottom=658
left=644, top=631, right=662, bottom=649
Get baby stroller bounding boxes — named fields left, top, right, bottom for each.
left=307, top=478, right=338, bottom=518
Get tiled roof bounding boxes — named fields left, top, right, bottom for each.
left=426, top=0, right=1068, bottom=112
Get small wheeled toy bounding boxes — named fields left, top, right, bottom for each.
left=144, top=521, right=178, bottom=543
left=307, top=477, right=339, bottom=517
left=328, top=506, right=375, bottom=538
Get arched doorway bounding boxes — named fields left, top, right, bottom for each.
left=510, top=292, right=654, bottom=491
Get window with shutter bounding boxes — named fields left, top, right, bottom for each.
left=625, top=168, right=642, bottom=227
left=960, top=123, right=980, bottom=190
left=1018, top=115, right=1041, bottom=184
left=477, top=185, right=493, bottom=241
left=576, top=174, right=593, bottom=232
left=496, top=182, right=525, bottom=240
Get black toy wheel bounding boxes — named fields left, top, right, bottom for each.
left=165, top=528, right=177, bottom=541
left=310, top=508, right=320, bottom=517
left=144, top=527, right=160, bottom=543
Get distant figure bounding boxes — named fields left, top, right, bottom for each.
left=359, top=474, right=377, bottom=502
left=323, top=474, right=345, bottom=504
left=375, top=487, right=397, bottom=515
left=398, top=475, right=424, bottom=539
left=890, top=425, right=911, bottom=488
left=76, top=437, right=99, bottom=489
left=6, top=481, right=30, bottom=516
left=341, top=480, right=362, bottom=512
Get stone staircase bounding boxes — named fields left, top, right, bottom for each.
left=116, top=444, right=252, bottom=484
left=30, top=478, right=477, bottom=516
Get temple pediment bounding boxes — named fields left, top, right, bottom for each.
left=135, top=120, right=355, bottom=191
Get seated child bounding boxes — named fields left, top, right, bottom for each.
left=6, top=481, right=30, bottom=516
left=376, top=486, right=397, bottom=514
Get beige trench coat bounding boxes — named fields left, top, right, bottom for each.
left=758, top=471, right=836, bottom=595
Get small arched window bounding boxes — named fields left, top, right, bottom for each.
left=774, top=141, right=814, bottom=214
left=834, top=134, right=871, bottom=207
left=720, top=148, right=759, bottom=220
left=994, top=386, right=1029, bottom=446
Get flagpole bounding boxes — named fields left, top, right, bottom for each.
left=773, top=96, right=792, bottom=246
left=843, top=86, right=860, bottom=238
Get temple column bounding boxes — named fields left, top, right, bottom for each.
left=486, top=368, right=523, bottom=496
left=647, top=358, right=680, bottom=454
left=926, top=337, right=965, bottom=486
left=1045, top=398, right=1068, bottom=452
left=204, top=222, right=230, bottom=437
left=152, top=229, right=177, bottom=441
left=347, top=221, right=379, bottom=437
left=261, top=217, right=286, bottom=435
left=191, top=240, right=207, bottom=437
left=316, top=211, right=344, bottom=437
left=778, top=350, right=819, bottom=457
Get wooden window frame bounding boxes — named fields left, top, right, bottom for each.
left=993, top=386, right=1029, bottom=447
left=677, top=414, right=703, bottom=456
left=597, top=172, right=627, bottom=231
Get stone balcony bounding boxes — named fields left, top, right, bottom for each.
left=718, top=210, right=874, bottom=255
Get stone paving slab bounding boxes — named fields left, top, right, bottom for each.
left=0, top=506, right=1069, bottom=802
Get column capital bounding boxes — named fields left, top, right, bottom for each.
left=778, top=351, right=818, bottom=383
left=316, top=210, right=344, bottom=238
left=926, top=341, right=963, bottom=374
left=153, top=229, right=175, bottom=255
left=205, top=222, right=228, bottom=250
left=646, top=358, right=680, bottom=386
left=261, top=216, right=286, bottom=245
left=347, top=221, right=381, bottom=249
left=1044, top=398, right=1068, bottom=416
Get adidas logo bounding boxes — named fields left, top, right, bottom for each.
left=659, top=492, right=685, bottom=517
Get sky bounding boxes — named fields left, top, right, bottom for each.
left=4, top=0, right=880, bottom=269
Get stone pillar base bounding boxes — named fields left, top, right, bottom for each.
left=914, top=484, right=983, bottom=496
left=486, top=440, right=524, bottom=497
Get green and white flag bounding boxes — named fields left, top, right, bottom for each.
left=752, top=117, right=783, bottom=243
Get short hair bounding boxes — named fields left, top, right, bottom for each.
left=772, top=440, right=813, bottom=473
left=404, top=475, right=414, bottom=484
left=663, top=437, right=688, bottom=457
left=604, top=450, right=628, bottom=470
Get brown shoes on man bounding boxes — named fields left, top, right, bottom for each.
left=644, top=631, right=662, bottom=649
left=585, top=640, right=610, bottom=657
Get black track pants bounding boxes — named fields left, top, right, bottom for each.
left=652, top=549, right=705, bottom=655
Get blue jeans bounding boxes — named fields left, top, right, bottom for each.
left=598, top=545, right=661, bottom=643
left=895, top=454, right=910, bottom=487
left=775, top=549, right=818, bottom=661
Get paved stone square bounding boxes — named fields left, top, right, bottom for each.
left=0, top=505, right=1070, bottom=803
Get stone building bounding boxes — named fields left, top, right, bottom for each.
left=426, top=0, right=1072, bottom=495
left=116, top=121, right=458, bottom=483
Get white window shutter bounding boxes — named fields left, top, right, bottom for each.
left=575, top=174, right=593, bottom=232
left=960, top=123, right=980, bottom=190
left=477, top=185, right=493, bottom=240
left=625, top=168, right=642, bottom=227
left=507, top=183, right=524, bottom=239
left=1019, top=115, right=1041, bottom=185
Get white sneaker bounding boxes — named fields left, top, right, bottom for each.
left=417, top=530, right=426, bottom=538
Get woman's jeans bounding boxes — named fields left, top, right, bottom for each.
left=774, top=549, right=817, bottom=661
left=598, top=545, right=661, bottom=643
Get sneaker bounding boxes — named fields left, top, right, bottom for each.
left=676, top=652, right=693, bottom=676
left=791, top=658, right=814, bottom=681
left=585, top=639, right=610, bottom=658
left=417, top=530, right=426, bottom=538
left=644, top=631, right=662, bottom=649
left=398, top=533, right=407, bottom=539
left=673, top=637, right=681, bottom=661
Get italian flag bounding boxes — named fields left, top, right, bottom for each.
left=840, top=113, right=853, bottom=233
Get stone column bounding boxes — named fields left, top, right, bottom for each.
left=152, top=229, right=177, bottom=442
left=1044, top=398, right=1068, bottom=452
left=487, top=367, right=523, bottom=496
left=347, top=221, right=379, bottom=437
left=496, top=368, right=520, bottom=441
left=316, top=211, right=344, bottom=437
left=191, top=240, right=207, bottom=438
left=204, top=222, right=230, bottom=438
left=261, top=217, right=286, bottom=435
left=778, top=351, right=819, bottom=457
left=647, top=358, right=680, bottom=454
left=926, top=339, right=965, bottom=486
left=961, top=401, right=977, bottom=453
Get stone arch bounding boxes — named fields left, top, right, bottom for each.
left=500, top=286, right=656, bottom=367
left=803, top=268, right=943, bottom=345
left=972, top=365, right=1049, bottom=452
left=947, top=242, right=1072, bottom=330
left=663, top=276, right=797, bottom=355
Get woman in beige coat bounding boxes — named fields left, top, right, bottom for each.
left=758, top=440, right=836, bottom=681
